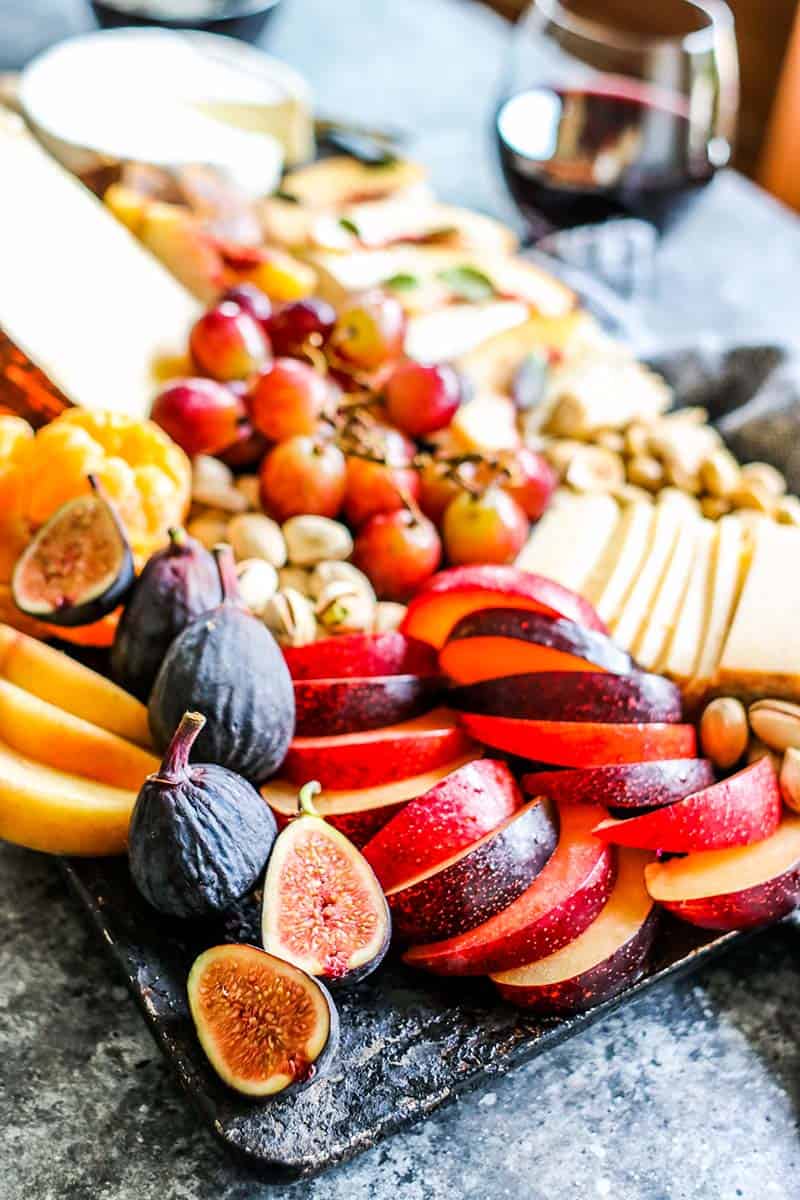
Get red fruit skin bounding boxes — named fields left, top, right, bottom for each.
left=220, top=283, right=272, bottom=332
left=259, top=436, right=347, bottom=521
left=151, top=378, right=244, bottom=456
left=418, top=461, right=476, bottom=525
left=283, top=632, right=438, bottom=681
left=189, top=302, right=270, bottom=381
left=353, top=510, right=442, bottom=601
left=494, top=908, right=659, bottom=1013
left=658, top=866, right=800, bottom=932
left=440, top=609, right=633, bottom=684
left=293, top=674, right=443, bottom=737
left=401, top=565, right=608, bottom=648
left=448, top=670, right=683, bottom=724
left=594, top=757, right=782, bottom=852
left=332, top=291, right=407, bottom=369
left=344, top=456, right=421, bottom=527
left=503, top=447, right=558, bottom=521
left=217, top=421, right=269, bottom=468
left=387, top=797, right=558, bottom=943
left=267, top=298, right=336, bottom=357
left=384, top=361, right=462, bottom=437
left=362, top=758, right=522, bottom=892
left=266, top=793, right=410, bottom=848
left=281, top=709, right=475, bottom=789
left=458, top=713, right=698, bottom=766
left=248, top=357, right=330, bottom=441
left=522, top=759, right=715, bottom=811
left=403, top=803, right=615, bottom=976
left=442, top=487, right=529, bottom=566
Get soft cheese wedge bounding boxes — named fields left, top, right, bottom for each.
left=516, top=491, right=620, bottom=595
left=689, top=514, right=750, bottom=699
left=0, top=113, right=198, bottom=419
left=717, top=521, right=800, bottom=700
left=634, top=508, right=700, bottom=672
left=585, top=497, right=655, bottom=626
left=660, top=518, right=716, bottom=683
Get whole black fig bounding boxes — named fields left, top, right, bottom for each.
left=129, top=710, right=278, bottom=918
left=148, top=545, right=294, bottom=783
left=111, top=527, right=221, bottom=701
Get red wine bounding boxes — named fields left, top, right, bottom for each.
left=496, top=81, right=720, bottom=236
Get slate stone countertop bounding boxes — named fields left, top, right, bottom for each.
left=3, top=1, right=800, bottom=1198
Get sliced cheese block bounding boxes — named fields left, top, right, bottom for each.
left=689, top=514, right=749, bottom=697
left=450, top=392, right=520, bottom=454
left=586, top=498, right=655, bottom=626
left=717, top=521, right=800, bottom=699
left=611, top=491, right=695, bottom=653
left=660, top=518, right=716, bottom=683
left=309, top=199, right=517, bottom=255
left=0, top=113, right=199, bottom=420
left=634, top=509, right=700, bottom=671
left=405, top=300, right=530, bottom=363
left=516, top=491, right=620, bottom=594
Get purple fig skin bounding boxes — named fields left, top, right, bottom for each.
left=522, top=759, right=715, bottom=812
left=448, top=670, right=683, bottom=725
left=112, top=527, right=221, bottom=700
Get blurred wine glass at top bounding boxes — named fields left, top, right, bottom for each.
left=496, top=0, right=739, bottom=241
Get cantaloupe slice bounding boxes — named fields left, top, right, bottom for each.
left=0, top=738, right=137, bottom=855
left=0, top=623, right=150, bottom=747
left=0, top=677, right=157, bottom=789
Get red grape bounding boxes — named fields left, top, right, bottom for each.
left=501, top=446, right=558, bottom=521
left=220, top=283, right=273, bottom=333
left=217, top=421, right=270, bottom=469
left=151, top=378, right=244, bottom=456
left=384, top=361, right=463, bottom=437
left=442, top=485, right=529, bottom=565
left=248, top=357, right=331, bottom=442
left=331, top=291, right=407, bottom=369
left=418, top=458, right=477, bottom=525
left=259, top=435, right=347, bottom=521
left=343, top=425, right=419, bottom=526
left=268, top=298, right=336, bottom=357
left=353, top=508, right=442, bottom=600
left=189, top=301, right=270, bottom=381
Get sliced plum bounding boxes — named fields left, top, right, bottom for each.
left=293, top=673, right=442, bottom=737
left=448, top=670, right=683, bottom=724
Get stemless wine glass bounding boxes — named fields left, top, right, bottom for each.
left=496, top=0, right=739, bottom=240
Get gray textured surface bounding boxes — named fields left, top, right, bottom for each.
left=3, top=0, right=800, bottom=1197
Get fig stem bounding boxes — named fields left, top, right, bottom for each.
left=213, top=544, right=243, bottom=606
left=298, top=780, right=322, bottom=817
left=156, top=711, right=206, bottom=783
left=168, top=526, right=187, bottom=550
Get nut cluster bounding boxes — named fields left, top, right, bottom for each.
left=700, top=696, right=800, bottom=810
left=186, top=455, right=404, bottom=645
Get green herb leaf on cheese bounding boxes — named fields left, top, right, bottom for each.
left=437, top=264, right=496, bottom=302
left=383, top=273, right=420, bottom=292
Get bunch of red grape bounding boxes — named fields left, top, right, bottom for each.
left=152, top=283, right=557, bottom=599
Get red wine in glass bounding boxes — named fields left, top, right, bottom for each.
left=497, top=79, right=723, bottom=238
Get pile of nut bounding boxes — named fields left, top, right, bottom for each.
left=700, top=696, right=800, bottom=808
left=186, top=456, right=405, bottom=645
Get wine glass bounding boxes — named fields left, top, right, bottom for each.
left=496, top=0, right=739, bottom=241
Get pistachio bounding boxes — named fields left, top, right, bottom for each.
left=776, top=495, right=800, bottom=526
left=235, top=558, right=278, bottom=616
left=187, top=513, right=230, bottom=550
left=594, top=429, right=625, bottom=453
left=627, top=454, right=664, bottom=492
left=780, top=748, right=800, bottom=813
left=316, top=582, right=375, bottom=634
left=373, top=601, right=408, bottom=633
left=191, top=455, right=247, bottom=512
left=262, top=587, right=316, bottom=647
left=544, top=439, right=584, bottom=476
left=699, top=495, right=732, bottom=520
left=748, top=699, right=800, bottom=753
left=664, top=459, right=701, bottom=494
left=747, top=737, right=783, bottom=772
left=227, top=513, right=287, bottom=567
left=699, top=697, right=749, bottom=769
left=564, top=445, right=625, bottom=493
left=279, top=566, right=311, bottom=594
left=740, top=461, right=786, bottom=497
left=699, top=447, right=741, bottom=499
left=283, top=515, right=353, bottom=565
left=730, top=478, right=776, bottom=515
left=624, top=422, right=651, bottom=458
left=234, top=474, right=263, bottom=511
left=308, top=560, right=375, bottom=602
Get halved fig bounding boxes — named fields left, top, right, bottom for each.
left=262, top=781, right=391, bottom=985
left=440, top=609, right=633, bottom=685
left=293, top=674, right=442, bottom=737
left=12, top=475, right=134, bottom=627
left=522, top=759, right=715, bottom=812
left=187, top=943, right=338, bottom=1097
left=448, top=670, right=683, bottom=724
left=283, top=631, right=438, bottom=681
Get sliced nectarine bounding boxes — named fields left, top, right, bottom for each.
left=644, top=813, right=800, bottom=930
left=448, top=669, right=682, bottom=724
left=458, top=712, right=697, bottom=766
left=293, top=674, right=441, bottom=736
left=283, top=632, right=438, bottom=681
left=522, top=759, right=715, bottom=811
left=492, top=848, right=657, bottom=1011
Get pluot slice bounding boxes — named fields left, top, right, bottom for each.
left=458, top=713, right=697, bottom=766
left=281, top=707, right=475, bottom=789
left=0, top=738, right=136, bottom=855
left=401, top=565, right=606, bottom=649
left=644, top=813, right=800, bottom=930
left=522, top=759, right=715, bottom=811
left=594, top=757, right=781, bottom=852
left=283, top=631, right=437, bottom=680
left=448, top=670, right=682, bottom=724
left=402, top=803, right=615, bottom=975
left=362, top=758, right=521, bottom=891
left=492, top=848, right=657, bottom=1012
left=439, top=608, right=632, bottom=685
left=387, top=797, right=557, bottom=943
left=293, top=674, right=441, bottom=737
left=187, top=943, right=338, bottom=1097
left=262, top=753, right=480, bottom=846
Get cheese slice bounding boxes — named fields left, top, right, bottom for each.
left=689, top=514, right=749, bottom=697
left=405, top=301, right=530, bottom=363
left=634, top=509, right=700, bottom=671
left=717, top=521, right=800, bottom=699
left=611, top=491, right=695, bottom=653
left=516, top=491, right=620, bottom=594
left=308, top=199, right=517, bottom=255
left=587, top=498, right=655, bottom=626
left=0, top=114, right=199, bottom=420
left=660, top=519, right=715, bottom=684
left=450, top=392, right=520, bottom=454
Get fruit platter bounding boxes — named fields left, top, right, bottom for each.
left=3, top=84, right=800, bottom=1181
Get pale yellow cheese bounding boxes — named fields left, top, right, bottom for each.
left=586, top=498, right=655, bottom=626
left=611, top=491, right=696, bottom=653
left=634, top=509, right=700, bottom=671
left=516, top=491, right=620, bottom=594
left=0, top=113, right=199, bottom=418
left=405, top=300, right=531, bottom=363
left=308, top=199, right=517, bottom=255
left=717, top=521, right=800, bottom=699
left=450, top=392, right=520, bottom=454
left=689, top=514, right=749, bottom=696
left=660, top=519, right=715, bottom=683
